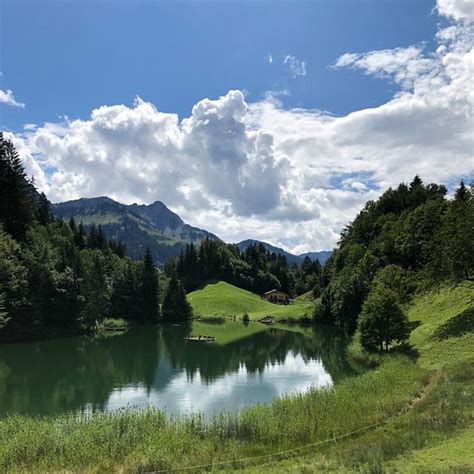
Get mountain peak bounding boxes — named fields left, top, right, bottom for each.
left=53, top=195, right=220, bottom=265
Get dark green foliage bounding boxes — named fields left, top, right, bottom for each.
left=162, top=273, right=192, bottom=322
left=318, top=176, right=472, bottom=335
left=111, top=261, right=142, bottom=322
left=0, top=133, right=36, bottom=240
left=432, top=181, right=474, bottom=281
left=36, top=192, right=52, bottom=226
left=176, top=238, right=320, bottom=297
left=141, top=248, right=160, bottom=323
left=0, top=138, right=159, bottom=338
left=359, top=287, right=410, bottom=351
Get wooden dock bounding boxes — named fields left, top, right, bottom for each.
left=184, top=335, right=216, bottom=342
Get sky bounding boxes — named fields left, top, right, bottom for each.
left=1, top=0, right=473, bottom=253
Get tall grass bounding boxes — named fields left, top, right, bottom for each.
left=249, top=359, right=473, bottom=473
left=0, top=357, right=423, bottom=472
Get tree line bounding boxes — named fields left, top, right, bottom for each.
left=314, top=175, right=473, bottom=352
left=172, top=238, right=324, bottom=296
left=0, top=133, right=191, bottom=340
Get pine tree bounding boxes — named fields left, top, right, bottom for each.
left=112, top=262, right=141, bottom=322
left=162, top=273, right=192, bottom=322
left=36, top=192, right=51, bottom=225
left=0, top=133, right=35, bottom=240
left=141, top=247, right=160, bottom=323
left=75, top=222, right=86, bottom=249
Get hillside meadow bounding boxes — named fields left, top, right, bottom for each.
left=188, top=281, right=314, bottom=321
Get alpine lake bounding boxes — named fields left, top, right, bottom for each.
left=0, top=320, right=357, bottom=418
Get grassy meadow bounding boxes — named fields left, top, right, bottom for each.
left=188, top=281, right=314, bottom=321
left=0, top=282, right=472, bottom=472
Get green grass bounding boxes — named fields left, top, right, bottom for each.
left=188, top=281, right=313, bottom=321
left=0, top=357, right=424, bottom=472
left=389, top=424, right=474, bottom=472
left=242, top=281, right=474, bottom=472
left=0, top=281, right=472, bottom=472
left=406, top=280, right=474, bottom=368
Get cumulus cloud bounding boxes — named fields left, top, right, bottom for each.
left=0, top=89, right=25, bottom=108
left=437, top=0, right=474, bottom=21
left=8, top=0, right=474, bottom=253
left=283, top=54, right=307, bottom=77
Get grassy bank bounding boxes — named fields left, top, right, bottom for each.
left=241, top=281, right=474, bottom=472
left=0, top=357, right=424, bottom=472
left=0, top=282, right=472, bottom=472
left=188, top=281, right=313, bottom=321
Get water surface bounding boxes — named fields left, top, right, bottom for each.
left=0, top=321, right=355, bottom=417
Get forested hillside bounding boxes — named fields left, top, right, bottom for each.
left=174, top=238, right=324, bottom=296
left=53, top=197, right=219, bottom=265
left=315, top=176, right=473, bottom=340
left=0, top=134, right=169, bottom=339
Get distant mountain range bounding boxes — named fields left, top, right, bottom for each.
left=52, top=197, right=219, bottom=265
left=236, top=239, right=332, bottom=266
left=53, top=197, right=332, bottom=266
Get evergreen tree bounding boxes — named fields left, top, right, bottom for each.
left=141, top=247, right=160, bottom=323
left=162, top=273, right=192, bottom=322
left=439, top=181, right=474, bottom=280
left=36, top=192, right=51, bottom=225
left=0, top=133, right=35, bottom=240
left=112, top=261, right=141, bottom=322
left=75, top=222, right=86, bottom=249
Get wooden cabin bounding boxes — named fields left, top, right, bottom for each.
left=263, top=289, right=290, bottom=305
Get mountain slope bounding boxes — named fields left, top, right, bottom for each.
left=52, top=197, right=219, bottom=265
left=237, top=239, right=332, bottom=265
left=130, top=201, right=219, bottom=242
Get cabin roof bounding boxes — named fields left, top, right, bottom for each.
left=264, top=289, right=288, bottom=295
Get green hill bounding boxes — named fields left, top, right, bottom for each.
left=188, top=281, right=313, bottom=321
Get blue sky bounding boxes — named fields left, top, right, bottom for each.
left=1, top=0, right=472, bottom=252
left=2, top=0, right=440, bottom=131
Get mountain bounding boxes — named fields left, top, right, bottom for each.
left=53, top=197, right=331, bottom=267
left=236, top=239, right=332, bottom=266
left=298, top=251, right=333, bottom=265
left=52, top=197, right=219, bottom=265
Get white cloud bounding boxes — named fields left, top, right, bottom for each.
left=333, top=46, right=438, bottom=90
left=437, top=0, right=474, bottom=21
left=283, top=54, right=307, bottom=77
left=7, top=0, right=474, bottom=253
left=0, top=89, right=25, bottom=108
left=266, top=53, right=273, bottom=64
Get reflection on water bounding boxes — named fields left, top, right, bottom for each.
left=0, top=322, right=355, bottom=417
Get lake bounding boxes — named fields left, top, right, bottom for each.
left=0, top=321, right=356, bottom=418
